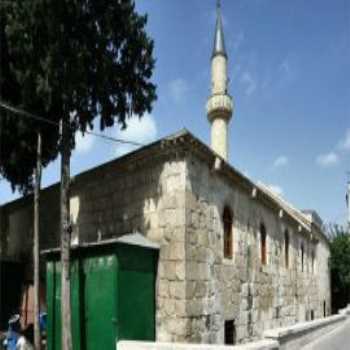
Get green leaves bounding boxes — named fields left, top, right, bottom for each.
left=0, top=0, right=156, bottom=193
left=328, top=225, right=350, bottom=311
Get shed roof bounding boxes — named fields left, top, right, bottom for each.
left=41, top=232, right=160, bottom=255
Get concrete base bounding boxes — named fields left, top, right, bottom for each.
left=118, top=340, right=278, bottom=350
left=117, top=306, right=350, bottom=350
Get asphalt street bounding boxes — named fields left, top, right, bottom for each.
left=302, top=320, right=350, bottom=350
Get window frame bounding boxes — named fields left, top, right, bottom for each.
left=284, top=230, right=290, bottom=269
left=223, top=206, right=233, bottom=259
left=301, top=242, right=305, bottom=272
left=260, top=223, right=267, bottom=265
left=311, top=249, right=316, bottom=274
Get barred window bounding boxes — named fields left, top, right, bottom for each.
left=260, top=223, right=267, bottom=265
left=301, top=243, right=305, bottom=272
left=285, top=230, right=289, bottom=269
left=223, top=207, right=233, bottom=259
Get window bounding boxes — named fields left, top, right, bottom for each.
left=301, top=243, right=304, bottom=272
left=311, top=250, right=315, bottom=274
left=310, top=310, right=315, bottom=321
left=260, top=223, right=267, bottom=265
left=223, top=207, right=233, bottom=259
left=285, top=230, right=289, bottom=269
left=224, top=320, right=236, bottom=345
left=323, top=301, right=327, bottom=317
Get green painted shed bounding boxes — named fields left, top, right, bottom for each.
left=42, top=233, right=159, bottom=350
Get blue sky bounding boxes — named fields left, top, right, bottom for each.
left=1, top=0, right=349, bottom=225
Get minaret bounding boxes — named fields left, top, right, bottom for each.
left=206, top=0, right=233, bottom=161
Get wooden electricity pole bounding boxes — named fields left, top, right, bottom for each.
left=60, top=118, right=73, bottom=350
left=33, top=132, right=42, bottom=350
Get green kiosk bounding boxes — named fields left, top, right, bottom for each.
left=43, top=233, right=159, bottom=350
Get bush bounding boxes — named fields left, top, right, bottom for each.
left=327, top=225, right=350, bottom=313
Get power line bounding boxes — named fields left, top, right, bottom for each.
left=0, top=101, right=144, bottom=147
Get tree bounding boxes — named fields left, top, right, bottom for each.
left=33, top=132, right=42, bottom=350
left=1, top=0, right=156, bottom=191
left=1, top=1, right=156, bottom=349
left=1, top=11, right=50, bottom=349
left=0, top=11, right=60, bottom=194
left=327, top=224, right=350, bottom=313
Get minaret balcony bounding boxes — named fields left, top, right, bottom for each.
left=207, top=94, right=233, bottom=122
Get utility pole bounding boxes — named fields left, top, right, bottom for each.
left=33, top=132, right=42, bottom=350
left=0, top=111, right=2, bottom=328
left=60, top=118, right=73, bottom=350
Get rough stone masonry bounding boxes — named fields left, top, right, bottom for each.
left=0, top=131, right=331, bottom=344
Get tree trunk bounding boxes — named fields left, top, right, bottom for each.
left=33, top=132, right=42, bottom=350
left=60, top=118, right=73, bottom=350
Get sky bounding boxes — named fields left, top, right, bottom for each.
left=1, top=0, right=349, bottom=225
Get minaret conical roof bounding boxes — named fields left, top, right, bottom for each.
left=212, top=1, right=227, bottom=58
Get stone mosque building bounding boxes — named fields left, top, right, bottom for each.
left=0, top=2, right=331, bottom=346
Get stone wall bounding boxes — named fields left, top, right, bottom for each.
left=0, top=134, right=331, bottom=345
left=314, top=232, right=331, bottom=317
left=0, top=150, right=188, bottom=342
left=183, top=154, right=331, bottom=344
left=68, top=157, right=188, bottom=342
left=0, top=186, right=60, bottom=263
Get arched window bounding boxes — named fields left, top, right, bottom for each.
left=311, top=250, right=315, bottom=274
left=285, top=230, right=289, bottom=269
left=260, top=223, right=267, bottom=265
left=223, top=207, right=233, bottom=259
left=301, top=243, right=304, bottom=272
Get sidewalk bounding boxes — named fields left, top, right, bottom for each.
left=302, top=319, right=350, bottom=350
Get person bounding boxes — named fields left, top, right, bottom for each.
left=16, top=325, right=33, bottom=350
left=16, top=336, right=33, bottom=350
left=3, top=315, right=20, bottom=350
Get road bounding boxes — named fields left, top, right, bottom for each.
left=302, top=320, right=350, bottom=350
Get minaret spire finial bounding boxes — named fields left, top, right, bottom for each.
left=212, top=0, right=227, bottom=58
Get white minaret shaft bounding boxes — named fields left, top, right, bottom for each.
left=206, top=0, right=233, bottom=161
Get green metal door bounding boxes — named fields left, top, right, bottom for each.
left=117, top=245, right=157, bottom=342
left=46, top=260, right=61, bottom=350
left=82, top=254, right=118, bottom=350
left=45, top=239, right=157, bottom=350
left=46, top=259, right=82, bottom=350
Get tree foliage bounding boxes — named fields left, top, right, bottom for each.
left=327, top=224, right=350, bottom=312
left=0, top=0, right=157, bottom=192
